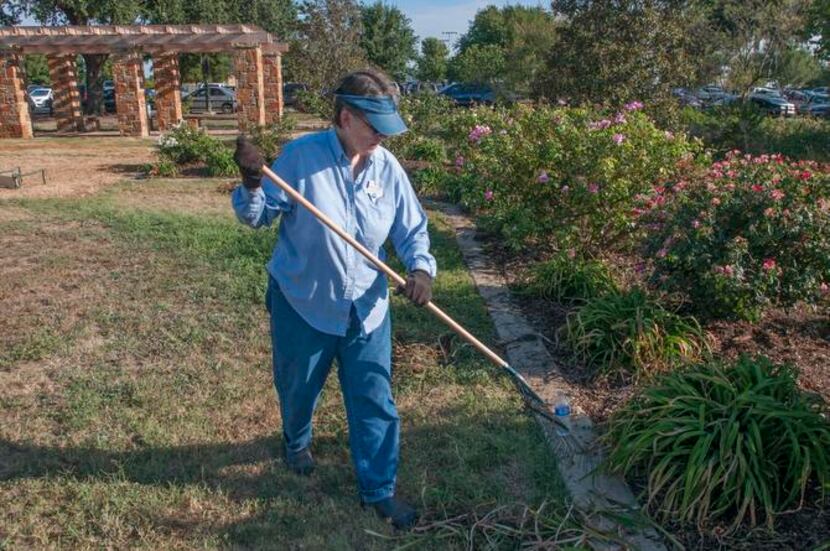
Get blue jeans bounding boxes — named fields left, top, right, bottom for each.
left=266, top=276, right=399, bottom=503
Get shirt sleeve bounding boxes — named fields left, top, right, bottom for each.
left=231, top=146, right=297, bottom=228
left=389, top=166, right=437, bottom=278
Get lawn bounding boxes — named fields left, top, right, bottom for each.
left=0, top=177, right=576, bottom=549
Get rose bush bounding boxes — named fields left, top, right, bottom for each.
left=640, top=151, right=830, bottom=320
left=435, top=102, right=702, bottom=253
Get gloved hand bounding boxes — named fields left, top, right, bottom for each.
left=234, top=135, right=265, bottom=189
left=399, top=270, right=432, bottom=306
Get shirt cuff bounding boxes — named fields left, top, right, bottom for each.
left=409, top=258, right=436, bottom=279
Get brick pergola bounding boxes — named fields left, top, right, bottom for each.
left=0, top=24, right=288, bottom=139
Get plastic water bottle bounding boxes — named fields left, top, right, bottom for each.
left=553, top=391, right=571, bottom=437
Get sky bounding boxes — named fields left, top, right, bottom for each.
left=385, top=0, right=549, bottom=51
left=20, top=1, right=550, bottom=52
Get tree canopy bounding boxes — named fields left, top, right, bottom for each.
left=359, top=1, right=417, bottom=80
left=416, top=37, right=449, bottom=82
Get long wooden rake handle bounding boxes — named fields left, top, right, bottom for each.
left=260, top=165, right=559, bottom=424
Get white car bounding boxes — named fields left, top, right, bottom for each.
left=26, top=87, right=53, bottom=114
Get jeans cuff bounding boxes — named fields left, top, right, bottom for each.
left=360, top=484, right=395, bottom=504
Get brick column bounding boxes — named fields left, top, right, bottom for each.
left=153, top=52, right=182, bottom=132
left=233, top=47, right=265, bottom=130
left=46, top=53, right=83, bottom=132
left=111, top=52, right=149, bottom=137
left=262, top=53, right=283, bottom=124
left=0, top=53, right=33, bottom=139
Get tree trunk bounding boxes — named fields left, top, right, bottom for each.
left=83, top=54, right=107, bottom=116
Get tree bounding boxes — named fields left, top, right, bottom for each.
left=359, top=1, right=417, bottom=80
left=416, top=37, right=448, bottom=82
left=707, top=0, right=814, bottom=93
left=286, top=0, right=367, bottom=90
left=448, top=44, right=505, bottom=86
left=770, top=44, right=823, bottom=87
left=454, top=5, right=557, bottom=94
left=537, top=0, right=711, bottom=112
left=24, top=55, right=51, bottom=86
left=804, top=0, right=829, bottom=61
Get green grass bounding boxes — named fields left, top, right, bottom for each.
left=0, top=178, right=580, bottom=549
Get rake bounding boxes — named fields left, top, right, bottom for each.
left=261, top=164, right=581, bottom=451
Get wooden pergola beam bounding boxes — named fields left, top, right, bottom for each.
left=0, top=24, right=288, bottom=55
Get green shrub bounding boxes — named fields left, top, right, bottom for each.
left=604, top=355, right=830, bottom=534
left=443, top=102, right=703, bottom=253
left=563, top=288, right=706, bottom=378
left=681, top=105, right=830, bottom=162
left=249, top=118, right=297, bottom=163
left=641, top=152, right=830, bottom=321
left=520, top=253, right=618, bottom=304
left=155, top=123, right=237, bottom=177
left=295, top=89, right=333, bottom=120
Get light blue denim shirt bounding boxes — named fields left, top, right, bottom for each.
left=232, top=128, right=437, bottom=336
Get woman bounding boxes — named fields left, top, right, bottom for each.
left=231, top=69, right=435, bottom=529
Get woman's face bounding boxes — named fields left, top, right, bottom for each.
left=340, top=108, right=386, bottom=156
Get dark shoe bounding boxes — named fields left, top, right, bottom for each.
left=362, top=497, right=418, bottom=529
left=284, top=447, right=314, bottom=476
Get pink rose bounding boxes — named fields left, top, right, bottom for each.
left=762, top=258, right=777, bottom=272
left=770, top=189, right=785, bottom=201
left=455, top=155, right=464, bottom=168
left=711, top=197, right=721, bottom=206
left=561, top=185, right=570, bottom=193
left=612, top=133, right=626, bottom=145
left=537, top=170, right=549, bottom=184
left=484, top=189, right=494, bottom=201
left=764, top=207, right=775, bottom=217
left=588, top=183, right=600, bottom=194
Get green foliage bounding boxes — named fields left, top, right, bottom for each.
left=448, top=44, right=505, bottom=87
left=24, top=55, right=50, bottom=86
left=521, top=253, right=618, bottom=304
left=604, top=355, right=830, bottom=534
left=563, top=288, right=706, bottom=379
left=385, top=93, right=454, bottom=161
left=773, top=45, right=824, bottom=87
left=641, top=152, right=830, bottom=321
left=417, top=37, right=449, bottom=82
left=454, top=5, right=557, bottom=95
left=443, top=102, right=701, bottom=254
left=540, top=1, right=707, bottom=112
left=682, top=106, right=830, bottom=162
left=154, top=123, right=237, bottom=177
left=285, top=0, right=367, bottom=90
left=359, top=1, right=417, bottom=80
left=294, top=89, right=334, bottom=120
left=248, top=118, right=297, bottom=163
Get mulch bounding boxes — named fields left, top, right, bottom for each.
left=475, top=229, right=830, bottom=550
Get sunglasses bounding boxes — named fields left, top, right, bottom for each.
left=349, top=109, right=386, bottom=138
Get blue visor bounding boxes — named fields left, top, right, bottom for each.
left=336, top=94, right=408, bottom=136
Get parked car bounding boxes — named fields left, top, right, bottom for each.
left=696, top=85, right=728, bottom=102
left=183, top=84, right=237, bottom=113
left=283, top=82, right=308, bottom=107
left=796, top=93, right=829, bottom=115
left=440, top=83, right=496, bottom=106
left=805, top=99, right=830, bottom=118
left=26, top=87, right=53, bottom=114
left=403, top=81, right=442, bottom=95
left=672, top=87, right=703, bottom=108
left=748, top=93, right=797, bottom=116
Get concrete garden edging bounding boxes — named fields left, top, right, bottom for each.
left=428, top=201, right=667, bottom=551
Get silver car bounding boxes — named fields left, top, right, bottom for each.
left=26, top=87, right=53, bottom=114
left=183, top=85, right=237, bottom=114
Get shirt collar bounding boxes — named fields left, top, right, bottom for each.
left=326, top=127, right=378, bottom=167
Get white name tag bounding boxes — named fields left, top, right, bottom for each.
left=366, top=180, right=384, bottom=202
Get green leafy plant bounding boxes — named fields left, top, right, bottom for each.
left=640, top=151, right=830, bottom=321
left=604, top=355, right=830, bottom=534
left=437, top=102, right=702, bottom=254
left=520, top=253, right=618, bottom=304
left=154, top=123, right=237, bottom=177
left=563, top=287, right=706, bottom=378
left=249, top=118, right=297, bottom=163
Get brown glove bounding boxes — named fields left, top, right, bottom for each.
left=234, top=135, right=264, bottom=189
left=399, top=270, right=433, bottom=306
